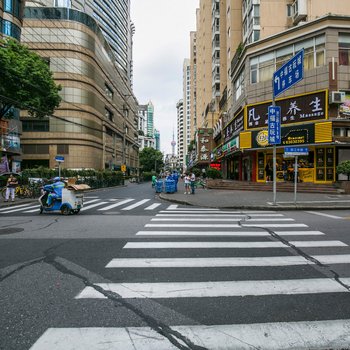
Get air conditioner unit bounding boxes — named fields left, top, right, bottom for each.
left=329, top=91, right=346, bottom=104
left=292, top=0, right=307, bottom=25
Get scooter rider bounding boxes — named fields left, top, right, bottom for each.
left=46, top=177, right=65, bottom=207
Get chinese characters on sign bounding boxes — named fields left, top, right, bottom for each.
left=273, top=49, right=304, bottom=98
left=246, top=90, right=326, bottom=130
left=196, top=129, right=213, bottom=163
left=268, top=106, right=281, bottom=145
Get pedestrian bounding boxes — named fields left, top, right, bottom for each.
left=190, top=172, right=196, bottom=194
left=5, top=173, right=18, bottom=202
left=184, top=173, right=190, bottom=194
left=265, top=163, right=271, bottom=182
left=282, top=160, right=288, bottom=181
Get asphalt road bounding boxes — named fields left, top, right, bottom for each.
left=1, top=182, right=350, bottom=349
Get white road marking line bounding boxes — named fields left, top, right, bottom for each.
left=306, top=211, right=344, bottom=219
left=105, top=254, right=350, bottom=268
left=151, top=218, right=294, bottom=222
left=24, top=207, right=42, bottom=213
left=123, top=241, right=346, bottom=249
left=83, top=199, right=100, bottom=205
left=166, top=204, right=178, bottom=209
left=145, top=223, right=307, bottom=228
left=161, top=210, right=278, bottom=214
left=98, top=199, right=134, bottom=211
left=28, top=320, right=350, bottom=350
left=155, top=213, right=285, bottom=217
left=0, top=203, right=34, bottom=212
left=1, top=205, right=40, bottom=213
left=136, top=230, right=325, bottom=236
left=144, top=203, right=162, bottom=210
left=76, top=277, right=350, bottom=299
left=80, top=202, right=108, bottom=211
left=242, top=223, right=308, bottom=228
left=121, top=199, right=151, bottom=210
left=84, top=196, right=99, bottom=199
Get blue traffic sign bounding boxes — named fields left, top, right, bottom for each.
left=273, top=49, right=304, bottom=98
left=284, top=147, right=309, bottom=156
left=268, top=106, right=281, bottom=145
left=55, top=155, right=64, bottom=162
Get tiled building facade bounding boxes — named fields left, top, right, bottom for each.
left=20, top=7, right=139, bottom=172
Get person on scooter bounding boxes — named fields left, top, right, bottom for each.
left=46, top=177, right=65, bottom=207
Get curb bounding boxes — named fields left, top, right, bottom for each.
left=158, top=193, right=350, bottom=211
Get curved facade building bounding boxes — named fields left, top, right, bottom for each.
left=0, top=0, right=24, bottom=40
left=20, top=7, right=139, bottom=171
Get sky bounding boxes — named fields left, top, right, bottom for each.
left=130, top=0, right=199, bottom=155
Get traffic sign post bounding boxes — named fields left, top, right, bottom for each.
left=284, top=147, right=309, bottom=203
left=273, top=49, right=304, bottom=98
left=268, top=106, right=281, bottom=145
left=271, top=49, right=304, bottom=205
left=55, top=155, right=64, bottom=178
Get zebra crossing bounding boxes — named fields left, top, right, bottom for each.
left=0, top=196, right=164, bottom=215
left=30, top=205, right=350, bottom=349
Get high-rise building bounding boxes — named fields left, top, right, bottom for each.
left=154, top=129, right=160, bottom=151
left=0, top=0, right=24, bottom=40
left=19, top=4, right=139, bottom=172
left=183, top=59, right=191, bottom=153
left=176, top=99, right=184, bottom=168
left=138, top=101, right=156, bottom=150
left=147, top=101, right=154, bottom=138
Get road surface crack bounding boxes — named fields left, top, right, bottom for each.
left=239, top=213, right=350, bottom=292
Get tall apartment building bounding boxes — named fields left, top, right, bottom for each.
left=189, top=31, right=197, bottom=141
left=19, top=4, right=139, bottom=172
left=176, top=99, right=184, bottom=168
left=182, top=59, right=191, bottom=155
left=192, top=0, right=350, bottom=185
left=138, top=102, right=156, bottom=150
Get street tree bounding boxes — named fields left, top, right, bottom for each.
left=0, top=38, right=61, bottom=120
left=139, top=147, right=164, bottom=172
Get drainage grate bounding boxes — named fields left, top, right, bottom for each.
left=0, top=228, right=24, bottom=235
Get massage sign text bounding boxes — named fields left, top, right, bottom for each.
left=246, top=90, right=326, bottom=130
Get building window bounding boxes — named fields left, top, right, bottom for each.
left=250, top=35, right=325, bottom=84
left=105, top=107, right=114, bottom=122
left=57, top=144, right=69, bottom=154
left=339, top=33, right=350, bottom=66
left=22, top=144, right=49, bottom=154
left=105, top=83, right=113, bottom=98
left=235, top=69, right=244, bottom=101
left=22, top=120, right=49, bottom=132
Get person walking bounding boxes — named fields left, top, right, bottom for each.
left=5, top=173, right=18, bottom=202
left=184, top=173, right=190, bottom=194
left=190, top=172, right=196, bottom=194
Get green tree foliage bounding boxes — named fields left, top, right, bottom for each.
left=206, top=167, right=222, bottom=179
left=0, top=38, right=61, bottom=119
left=336, top=160, right=350, bottom=180
left=139, top=147, right=164, bottom=172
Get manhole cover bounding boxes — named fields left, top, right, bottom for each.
left=0, top=228, right=24, bottom=235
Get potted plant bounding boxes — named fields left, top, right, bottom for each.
left=336, top=160, right=350, bottom=193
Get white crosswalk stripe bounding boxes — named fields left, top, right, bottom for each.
left=30, top=205, right=350, bottom=349
left=121, top=199, right=151, bottom=210
left=0, top=198, right=164, bottom=214
left=123, top=240, right=347, bottom=249
left=105, top=254, right=350, bottom=268
left=29, top=320, right=350, bottom=350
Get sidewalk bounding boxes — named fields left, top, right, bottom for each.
left=159, top=183, right=350, bottom=210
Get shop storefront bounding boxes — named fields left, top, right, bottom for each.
left=238, top=89, right=339, bottom=184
